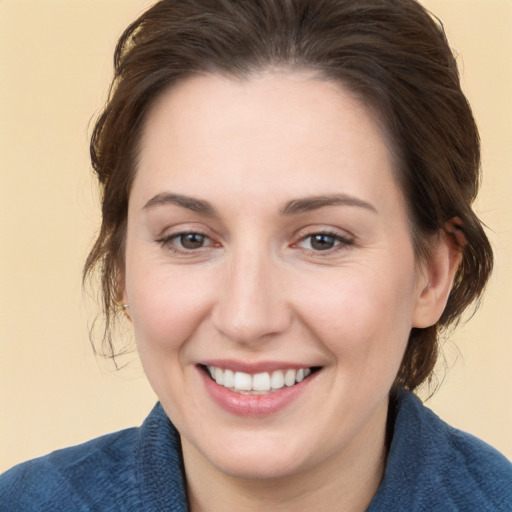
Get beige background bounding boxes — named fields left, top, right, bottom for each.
left=0, top=0, right=511, bottom=473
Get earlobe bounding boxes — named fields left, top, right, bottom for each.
left=412, top=219, right=464, bottom=328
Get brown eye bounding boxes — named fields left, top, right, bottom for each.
left=156, top=230, right=217, bottom=254
left=295, top=231, right=353, bottom=254
left=179, top=233, right=206, bottom=249
left=309, top=234, right=337, bottom=251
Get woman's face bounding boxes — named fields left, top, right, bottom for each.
left=124, top=72, right=435, bottom=480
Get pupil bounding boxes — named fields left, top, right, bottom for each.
left=181, top=233, right=204, bottom=249
left=311, top=234, right=334, bottom=251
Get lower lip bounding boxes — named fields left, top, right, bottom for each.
left=199, top=369, right=316, bottom=417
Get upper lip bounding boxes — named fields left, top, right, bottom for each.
left=198, top=359, right=321, bottom=374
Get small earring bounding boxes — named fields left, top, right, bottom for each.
left=120, top=303, right=131, bottom=320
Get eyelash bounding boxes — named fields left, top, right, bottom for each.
left=156, top=229, right=353, bottom=256
left=155, top=231, right=215, bottom=254
left=295, top=231, right=354, bottom=255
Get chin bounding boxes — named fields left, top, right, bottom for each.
left=185, top=424, right=329, bottom=481
left=209, top=447, right=308, bottom=481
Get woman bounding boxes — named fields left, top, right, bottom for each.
left=1, top=0, right=511, bottom=510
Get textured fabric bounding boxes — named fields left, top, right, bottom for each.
left=1, top=391, right=511, bottom=511
left=0, top=404, right=188, bottom=512
left=367, top=391, right=512, bottom=511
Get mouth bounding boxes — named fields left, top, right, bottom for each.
left=201, top=364, right=321, bottom=395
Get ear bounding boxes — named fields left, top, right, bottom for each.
left=411, top=219, right=464, bottom=328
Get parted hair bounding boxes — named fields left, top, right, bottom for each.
left=84, top=0, right=493, bottom=390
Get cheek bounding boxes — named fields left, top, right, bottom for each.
left=293, top=261, right=417, bottom=363
left=125, top=265, right=218, bottom=421
left=126, top=263, right=216, bottom=353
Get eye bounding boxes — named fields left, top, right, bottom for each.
left=176, top=232, right=208, bottom=250
left=156, top=231, right=215, bottom=252
left=308, top=233, right=338, bottom=251
left=296, top=232, right=353, bottom=252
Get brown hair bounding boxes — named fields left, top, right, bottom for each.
left=84, top=0, right=493, bottom=390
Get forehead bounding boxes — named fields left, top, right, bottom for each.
left=133, top=71, right=403, bottom=215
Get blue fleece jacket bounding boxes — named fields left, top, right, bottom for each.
left=1, top=390, right=511, bottom=511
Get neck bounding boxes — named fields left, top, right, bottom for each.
left=183, top=401, right=389, bottom=512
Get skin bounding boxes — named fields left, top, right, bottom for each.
left=123, top=71, right=459, bottom=511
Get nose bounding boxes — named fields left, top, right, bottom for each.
left=212, top=247, right=292, bottom=345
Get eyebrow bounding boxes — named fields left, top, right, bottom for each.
left=143, top=192, right=377, bottom=216
left=143, top=193, right=217, bottom=215
left=280, top=194, right=377, bottom=215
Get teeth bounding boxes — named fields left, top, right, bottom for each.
left=206, top=366, right=314, bottom=394
left=233, top=371, right=252, bottom=391
left=214, top=367, right=224, bottom=385
left=223, top=369, right=234, bottom=388
left=284, top=369, right=296, bottom=387
left=252, top=372, right=271, bottom=391
left=270, top=370, right=285, bottom=390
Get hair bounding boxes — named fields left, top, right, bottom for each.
left=84, top=0, right=493, bottom=390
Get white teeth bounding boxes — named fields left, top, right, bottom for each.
left=252, top=372, right=271, bottom=391
left=233, top=371, right=252, bottom=391
left=270, top=370, right=285, bottom=390
left=223, top=369, right=234, bottom=388
left=206, top=366, right=314, bottom=394
left=214, top=367, right=224, bottom=385
left=284, top=369, right=296, bottom=387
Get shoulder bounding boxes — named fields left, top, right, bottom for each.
left=369, top=390, right=512, bottom=512
left=423, top=404, right=512, bottom=510
left=409, top=392, right=512, bottom=481
left=0, top=402, right=188, bottom=512
left=0, top=427, right=141, bottom=511
left=439, top=414, right=512, bottom=481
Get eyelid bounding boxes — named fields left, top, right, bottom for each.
left=292, top=227, right=355, bottom=254
left=292, top=225, right=354, bottom=243
left=157, top=230, right=211, bottom=243
left=155, top=224, right=221, bottom=254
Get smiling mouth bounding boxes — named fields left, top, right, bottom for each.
left=202, top=365, right=321, bottom=395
